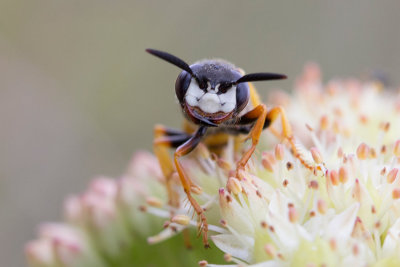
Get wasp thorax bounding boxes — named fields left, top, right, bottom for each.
left=185, top=79, right=237, bottom=114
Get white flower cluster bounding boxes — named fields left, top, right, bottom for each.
left=26, top=65, right=400, bottom=267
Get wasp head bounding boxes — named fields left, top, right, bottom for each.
left=146, top=49, right=287, bottom=127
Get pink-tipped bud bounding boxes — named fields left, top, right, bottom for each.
left=330, top=170, right=339, bottom=186
left=394, top=140, right=400, bottom=157
left=387, top=168, right=399, bottom=184
left=288, top=206, right=299, bottom=223
left=171, top=215, right=190, bottom=226
left=275, top=144, right=285, bottom=161
left=357, top=143, right=369, bottom=160
left=392, top=188, right=400, bottom=199
left=339, top=167, right=349, bottom=183
left=264, top=243, right=277, bottom=258
left=227, top=177, right=242, bottom=195
left=317, top=199, right=327, bottom=214
left=311, top=147, right=323, bottom=164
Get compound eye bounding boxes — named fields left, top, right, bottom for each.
left=197, top=78, right=208, bottom=90
left=218, top=83, right=232, bottom=93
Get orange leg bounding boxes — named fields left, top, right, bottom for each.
left=174, top=126, right=209, bottom=247
left=153, top=125, right=191, bottom=207
left=235, top=105, right=295, bottom=177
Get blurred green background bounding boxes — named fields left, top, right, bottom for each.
left=0, top=0, right=399, bottom=266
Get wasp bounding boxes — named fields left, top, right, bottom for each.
left=147, top=49, right=294, bottom=247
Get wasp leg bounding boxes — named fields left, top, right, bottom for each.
left=154, top=125, right=192, bottom=207
left=235, top=104, right=268, bottom=176
left=154, top=124, right=189, bottom=137
left=174, top=126, right=210, bottom=248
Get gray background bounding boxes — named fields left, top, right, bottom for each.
left=1, top=1, right=399, bottom=266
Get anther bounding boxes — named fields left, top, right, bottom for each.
left=320, top=115, right=329, bottom=130
left=227, top=177, right=242, bottom=195
left=286, top=162, right=293, bottom=170
left=171, top=215, right=190, bottom=226
left=288, top=206, right=299, bottom=223
left=198, top=260, right=208, bottom=267
left=394, top=140, right=400, bottom=157
left=283, top=179, right=289, bottom=187
left=146, top=196, right=163, bottom=208
left=311, top=147, right=323, bottom=164
left=357, top=143, right=369, bottom=160
left=339, top=167, right=348, bottom=183
left=317, top=199, right=327, bottom=214
left=264, top=244, right=277, bottom=258
left=392, top=188, right=400, bottom=199
left=329, top=170, right=339, bottom=186
left=309, top=180, right=319, bottom=190
left=275, top=144, right=285, bottom=161
left=224, top=254, right=232, bottom=262
left=387, top=168, right=398, bottom=184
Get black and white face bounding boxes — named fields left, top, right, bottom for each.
left=175, top=60, right=250, bottom=124
left=185, top=78, right=237, bottom=114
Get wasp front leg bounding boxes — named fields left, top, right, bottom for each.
left=153, top=124, right=192, bottom=207
left=173, top=126, right=210, bottom=247
left=235, top=105, right=294, bottom=177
